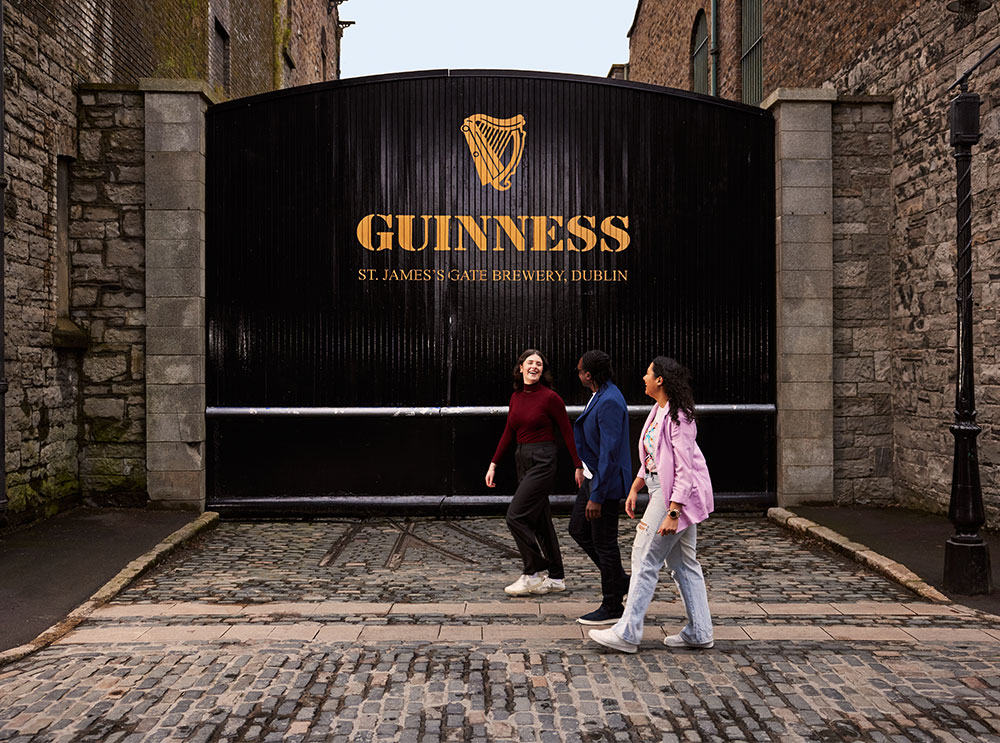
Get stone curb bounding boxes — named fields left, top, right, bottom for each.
left=0, top=511, right=219, bottom=668
left=767, top=507, right=951, bottom=604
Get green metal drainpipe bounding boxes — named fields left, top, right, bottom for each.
left=710, top=0, right=719, bottom=95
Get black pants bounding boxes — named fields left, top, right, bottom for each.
left=568, top=480, right=629, bottom=608
left=506, top=442, right=564, bottom=579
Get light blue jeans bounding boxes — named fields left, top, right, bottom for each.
left=612, top=472, right=714, bottom=646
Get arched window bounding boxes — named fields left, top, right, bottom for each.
left=691, top=11, right=709, bottom=94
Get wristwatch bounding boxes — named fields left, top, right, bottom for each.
left=668, top=509, right=681, bottom=520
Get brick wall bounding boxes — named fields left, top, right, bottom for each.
left=831, top=99, right=894, bottom=506
left=629, top=1, right=919, bottom=105
left=763, top=1, right=919, bottom=92
left=628, top=0, right=710, bottom=90
left=283, top=0, right=341, bottom=87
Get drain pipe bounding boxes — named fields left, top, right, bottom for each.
left=710, top=0, right=719, bottom=95
left=0, top=1, right=8, bottom=519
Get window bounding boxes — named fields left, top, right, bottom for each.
left=321, top=26, right=328, bottom=81
left=691, top=11, right=709, bottom=94
left=741, top=0, right=763, bottom=105
left=211, top=18, right=231, bottom=95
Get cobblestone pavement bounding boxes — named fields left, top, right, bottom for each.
left=115, top=516, right=916, bottom=604
left=3, top=516, right=1000, bottom=742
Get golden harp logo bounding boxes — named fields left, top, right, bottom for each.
left=461, top=114, right=526, bottom=192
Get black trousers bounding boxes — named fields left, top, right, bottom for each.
left=568, top=480, right=629, bottom=608
left=506, top=442, right=564, bottom=579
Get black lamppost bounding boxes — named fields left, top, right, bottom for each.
left=943, top=0, right=996, bottom=594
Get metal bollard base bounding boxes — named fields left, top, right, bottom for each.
left=944, top=537, right=993, bottom=595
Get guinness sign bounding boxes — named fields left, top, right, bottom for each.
left=206, top=70, right=776, bottom=508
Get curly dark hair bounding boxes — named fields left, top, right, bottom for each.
left=651, top=356, right=696, bottom=424
left=512, top=348, right=555, bottom=391
left=580, top=349, right=614, bottom=387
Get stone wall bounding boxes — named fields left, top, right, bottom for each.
left=72, top=87, right=148, bottom=504
left=827, top=7, right=1000, bottom=519
left=2, top=0, right=333, bottom=523
left=831, top=98, right=894, bottom=505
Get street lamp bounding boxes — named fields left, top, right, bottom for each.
left=942, top=0, right=996, bottom=594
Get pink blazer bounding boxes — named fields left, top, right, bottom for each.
left=636, top=406, right=714, bottom=532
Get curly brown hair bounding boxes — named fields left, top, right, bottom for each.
left=651, top=356, right=696, bottom=424
left=512, top=348, right=555, bottom=391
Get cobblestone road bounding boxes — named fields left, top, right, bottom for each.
left=3, top=516, right=1000, bottom=742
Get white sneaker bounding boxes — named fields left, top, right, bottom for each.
left=505, top=573, right=545, bottom=596
left=533, top=577, right=565, bottom=594
left=588, top=627, right=638, bottom=654
left=663, top=633, right=714, bottom=649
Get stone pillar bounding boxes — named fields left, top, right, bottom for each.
left=142, top=80, right=215, bottom=511
left=763, top=88, right=837, bottom=506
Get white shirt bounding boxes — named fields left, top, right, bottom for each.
left=581, top=391, right=597, bottom=480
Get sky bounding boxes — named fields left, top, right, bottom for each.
left=338, top=0, right=638, bottom=80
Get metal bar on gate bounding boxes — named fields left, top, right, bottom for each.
left=205, top=404, right=776, bottom=417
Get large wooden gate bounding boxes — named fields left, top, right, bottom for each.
left=206, top=70, right=775, bottom=515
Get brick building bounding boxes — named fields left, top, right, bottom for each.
left=627, top=1, right=1000, bottom=520
left=1, top=0, right=344, bottom=523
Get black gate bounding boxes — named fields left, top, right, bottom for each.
left=206, top=70, right=775, bottom=515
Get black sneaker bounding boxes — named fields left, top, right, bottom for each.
left=576, top=605, right=624, bottom=625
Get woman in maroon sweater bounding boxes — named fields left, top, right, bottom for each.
left=486, top=348, right=583, bottom=596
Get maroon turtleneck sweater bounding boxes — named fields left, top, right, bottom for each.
left=491, top=384, right=582, bottom=467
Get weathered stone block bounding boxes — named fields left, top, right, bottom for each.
left=781, top=270, right=833, bottom=299
left=147, top=296, right=205, bottom=327
left=147, top=239, right=204, bottom=269
left=145, top=93, right=205, bottom=124
left=778, top=463, right=834, bottom=501
left=777, top=214, right=833, bottom=244
left=779, top=354, right=833, bottom=382
left=777, top=130, right=832, bottom=160
left=147, top=383, right=205, bottom=414
left=782, top=437, right=834, bottom=466
left=146, top=180, right=205, bottom=211
left=778, top=381, right=833, bottom=411
left=146, top=210, right=203, bottom=240
left=147, top=355, right=205, bottom=384
left=147, top=412, right=206, bottom=442
left=781, top=158, right=833, bottom=189
left=775, top=102, right=831, bottom=133
left=146, top=151, right=205, bottom=182
left=781, top=187, right=831, bottom=216
left=778, top=409, right=834, bottom=439
left=146, top=267, right=205, bottom=298
left=781, top=326, right=833, bottom=355
left=781, top=296, right=833, bottom=327
left=146, top=326, right=205, bottom=355
left=782, top=243, right=834, bottom=271
left=83, top=397, right=125, bottom=418
left=146, top=122, right=205, bottom=154
left=83, top=354, right=128, bottom=383
left=147, top=470, right=205, bottom=510
left=147, top=441, right=203, bottom=471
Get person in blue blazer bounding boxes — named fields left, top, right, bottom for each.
left=569, top=349, right=632, bottom=625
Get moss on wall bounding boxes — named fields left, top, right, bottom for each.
left=151, top=0, right=210, bottom=80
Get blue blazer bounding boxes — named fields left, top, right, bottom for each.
left=573, top=381, right=632, bottom=503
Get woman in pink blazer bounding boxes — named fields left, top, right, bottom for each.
left=588, top=356, right=715, bottom=654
